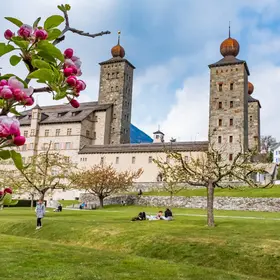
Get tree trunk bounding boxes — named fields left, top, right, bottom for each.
left=99, top=196, right=104, bottom=208
left=170, top=192, right=173, bottom=204
left=30, top=194, right=34, bottom=208
left=206, top=181, right=215, bottom=227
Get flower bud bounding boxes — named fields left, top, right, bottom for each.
left=4, top=29, right=14, bottom=40
left=1, top=88, right=13, bottom=99
left=64, top=67, right=73, bottom=77
left=76, top=80, right=86, bottom=91
left=18, top=24, right=32, bottom=38
left=66, top=76, right=77, bottom=87
left=70, top=99, right=80, bottom=108
left=13, top=135, right=26, bottom=146
left=0, top=80, right=8, bottom=86
left=4, top=187, right=12, bottom=194
left=25, top=97, right=34, bottom=106
left=35, top=29, right=48, bottom=40
left=64, top=48, right=74, bottom=59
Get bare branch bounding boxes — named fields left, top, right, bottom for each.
left=33, top=87, right=52, bottom=93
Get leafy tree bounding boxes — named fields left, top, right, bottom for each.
left=0, top=143, right=77, bottom=200
left=154, top=162, right=183, bottom=203
left=0, top=3, right=110, bottom=169
left=154, top=145, right=271, bottom=227
left=72, top=165, right=143, bottom=208
left=261, top=135, right=277, bottom=153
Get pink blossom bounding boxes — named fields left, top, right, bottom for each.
left=64, top=67, right=74, bottom=77
left=0, top=80, right=8, bottom=86
left=76, top=80, right=86, bottom=91
left=64, top=48, right=74, bottom=59
left=8, top=76, right=24, bottom=90
left=64, top=59, right=75, bottom=68
left=0, top=87, right=13, bottom=99
left=76, top=69, right=82, bottom=76
left=18, top=24, right=32, bottom=38
left=73, top=58, right=82, bottom=69
left=0, top=116, right=20, bottom=138
left=4, top=188, right=12, bottom=194
left=4, top=29, right=14, bottom=40
left=70, top=99, right=80, bottom=108
left=71, top=66, right=78, bottom=75
left=25, top=97, right=34, bottom=106
left=13, top=136, right=26, bottom=146
left=34, top=29, right=48, bottom=40
left=66, top=76, right=77, bottom=87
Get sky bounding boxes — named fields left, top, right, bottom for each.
left=0, top=0, right=280, bottom=142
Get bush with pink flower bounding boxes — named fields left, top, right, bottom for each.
left=0, top=4, right=110, bottom=169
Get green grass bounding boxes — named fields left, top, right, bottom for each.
left=141, top=185, right=280, bottom=197
left=58, top=200, right=79, bottom=207
left=1, top=206, right=280, bottom=279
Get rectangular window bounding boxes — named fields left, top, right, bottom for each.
left=148, top=156, right=153, bottom=163
left=65, top=142, right=71, bottom=150
left=43, top=143, right=49, bottom=150
left=218, top=136, right=222, bottom=143
left=132, top=156, right=136, bottom=164
left=22, top=144, right=27, bottom=151
left=229, top=154, right=233, bottom=161
left=218, top=102, right=222, bottom=109
left=100, top=157, right=104, bottom=165
left=29, top=143, right=34, bottom=150
left=45, top=130, right=49, bottom=137
left=24, top=131, right=28, bottom=137
left=219, top=119, right=222, bottom=126
left=116, top=157, right=119, bottom=164
left=230, top=101, right=233, bottom=108
left=86, top=130, right=90, bottom=137
left=229, top=136, right=233, bottom=143
left=230, top=119, right=233, bottom=126
left=250, top=116, right=253, bottom=122
left=230, top=83, right=234, bottom=90
left=30, top=129, right=35, bottom=136
left=218, top=154, right=221, bottom=161
left=55, top=129, right=60, bottom=136
left=93, top=132, right=96, bottom=139
left=166, top=156, right=170, bottom=164
left=219, top=84, right=222, bottom=92
left=184, top=156, right=189, bottom=162
left=54, top=143, right=60, bottom=150
left=67, top=128, right=72, bottom=136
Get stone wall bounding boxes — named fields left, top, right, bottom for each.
left=80, top=193, right=280, bottom=212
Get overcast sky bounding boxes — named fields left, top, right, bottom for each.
left=0, top=0, right=280, bottom=141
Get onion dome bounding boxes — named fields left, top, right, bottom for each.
left=111, top=31, right=125, bottom=58
left=220, top=37, right=240, bottom=57
left=248, top=82, right=254, bottom=95
left=220, top=24, right=240, bottom=57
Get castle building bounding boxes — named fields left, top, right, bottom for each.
left=2, top=31, right=265, bottom=200
left=208, top=31, right=250, bottom=160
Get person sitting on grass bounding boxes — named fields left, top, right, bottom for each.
left=131, top=212, right=146, bottom=221
left=35, top=199, right=45, bottom=230
left=162, top=208, right=173, bottom=220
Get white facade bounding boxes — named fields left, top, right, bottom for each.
left=273, top=144, right=280, bottom=164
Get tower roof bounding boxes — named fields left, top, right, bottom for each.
left=153, top=130, right=164, bottom=135
left=220, top=24, right=240, bottom=57
left=111, top=31, right=125, bottom=58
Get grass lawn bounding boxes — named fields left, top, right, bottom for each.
left=141, top=185, right=280, bottom=198
left=58, top=200, right=79, bottom=207
left=1, top=206, right=280, bottom=279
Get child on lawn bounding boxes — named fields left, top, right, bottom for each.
left=35, top=199, right=45, bottom=230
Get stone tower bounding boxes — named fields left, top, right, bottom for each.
left=30, top=104, right=42, bottom=156
left=208, top=30, right=249, bottom=161
left=98, top=32, right=135, bottom=144
left=248, top=82, right=261, bottom=151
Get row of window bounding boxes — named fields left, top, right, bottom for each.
left=81, top=155, right=190, bottom=165
left=218, top=101, right=234, bottom=109
left=23, top=129, right=94, bottom=138
left=106, top=72, right=131, bottom=81
left=216, top=68, right=239, bottom=74
left=218, top=136, right=233, bottom=144
left=218, top=118, right=234, bottom=127
left=218, top=83, right=234, bottom=92
left=21, top=142, right=73, bottom=151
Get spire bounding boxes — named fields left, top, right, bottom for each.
left=118, top=30, right=121, bottom=45
left=229, top=21, right=231, bottom=38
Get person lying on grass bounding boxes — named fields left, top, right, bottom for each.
left=147, top=209, right=173, bottom=221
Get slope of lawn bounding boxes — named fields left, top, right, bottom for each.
left=1, top=206, right=280, bottom=280
left=141, top=185, right=280, bottom=197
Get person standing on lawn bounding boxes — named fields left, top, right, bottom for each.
left=35, top=199, right=45, bottom=230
